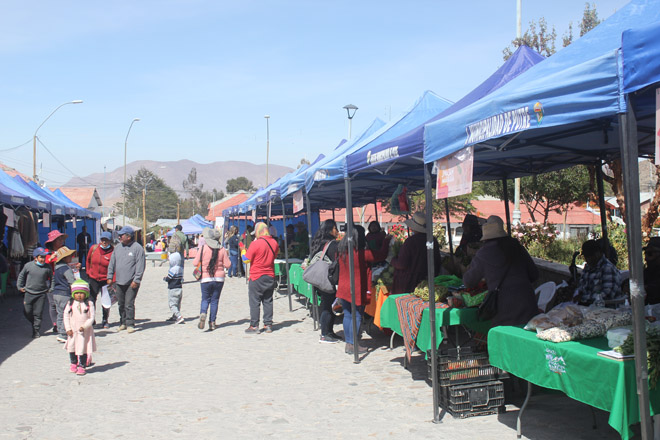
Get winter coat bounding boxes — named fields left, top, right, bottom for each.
left=63, top=299, right=97, bottom=356
left=192, top=244, right=231, bottom=281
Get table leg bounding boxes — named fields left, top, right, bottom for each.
left=517, top=381, right=533, bottom=439
left=390, top=332, right=396, bottom=349
left=589, top=406, right=597, bottom=430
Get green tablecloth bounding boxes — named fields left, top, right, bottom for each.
left=378, top=294, right=490, bottom=352
left=287, top=263, right=318, bottom=304
left=488, top=326, right=660, bottom=440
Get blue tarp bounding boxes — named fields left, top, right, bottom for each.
left=622, top=20, right=660, bottom=94
left=424, top=0, right=660, bottom=179
left=346, top=46, right=544, bottom=176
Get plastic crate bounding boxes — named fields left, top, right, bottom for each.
left=439, top=380, right=504, bottom=418
left=426, top=347, right=506, bottom=385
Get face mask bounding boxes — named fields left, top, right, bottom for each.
left=100, top=244, right=111, bottom=250
left=35, top=261, right=45, bottom=267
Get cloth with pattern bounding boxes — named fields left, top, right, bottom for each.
left=395, top=294, right=448, bottom=362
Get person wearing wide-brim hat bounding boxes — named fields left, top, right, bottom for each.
left=107, top=226, right=146, bottom=334
left=192, top=227, right=231, bottom=331
left=390, top=212, right=442, bottom=295
left=644, top=237, right=660, bottom=304
left=463, top=215, right=539, bottom=326
left=52, top=246, right=77, bottom=343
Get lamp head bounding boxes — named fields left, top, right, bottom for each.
left=133, top=118, right=140, bottom=122
left=343, top=104, right=358, bottom=119
left=264, top=115, right=270, bottom=119
left=71, top=100, right=83, bottom=104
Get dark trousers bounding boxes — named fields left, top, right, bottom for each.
left=69, top=352, right=88, bottom=365
left=248, top=275, right=275, bottom=327
left=88, top=278, right=110, bottom=322
left=23, top=292, right=46, bottom=331
left=46, top=291, right=57, bottom=327
left=319, top=290, right=336, bottom=337
left=115, top=283, right=138, bottom=327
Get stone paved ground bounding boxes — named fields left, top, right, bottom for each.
left=0, top=263, right=626, bottom=439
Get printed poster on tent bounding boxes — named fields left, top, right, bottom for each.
left=293, top=189, right=304, bottom=214
left=435, top=146, right=474, bottom=199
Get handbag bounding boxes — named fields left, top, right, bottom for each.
left=302, top=241, right=334, bottom=293
left=193, top=246, right=204, bottom=281
left=477, top=263, right=511, bottom=321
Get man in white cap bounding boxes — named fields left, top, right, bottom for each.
left=107, top=226, right=145, bottom=333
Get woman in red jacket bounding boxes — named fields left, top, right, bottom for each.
left=336, top=225, right=390, bottom=355
left=86, top=231, right=114, bottom=328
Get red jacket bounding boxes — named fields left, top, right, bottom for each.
left=336, top=239, right=390, bottom=306
left=86, top=244, right=114, bottom=281
left=245, top=236, right=279, bottom=281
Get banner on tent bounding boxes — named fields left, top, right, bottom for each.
left=293, top=189, right=304, bottom=214
left=655, top=89, right=660, bottom=166
left=216, top=217, right=224, bottom=231
left=43, top=212, right=50, bottom=228
left=252, top=209, right=256, bottom=223
left=435, top=146, right=474, bottom=199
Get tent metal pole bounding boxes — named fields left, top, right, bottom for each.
left=373, top=200, right=378, bottom=224
left=445, top=199, right=453, bottom=256
left=502, top=178, right=511, bottom=235
left=245, top=211, right=249, bottom=283
left=426, top=163, right=441, bottom=423
left=595, top=161, right=609, bottom=244
left=344, top=175, right=360, bottom=364
left=305, top=191, right=319, bottom=330
left=332, top=208, right=335, bottom=222
left=619, top=102, right=652, bottom=440
left=281, top=200, right=293, bottom=312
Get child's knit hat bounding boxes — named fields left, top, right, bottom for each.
left=71, top=279, right=90, bottom=299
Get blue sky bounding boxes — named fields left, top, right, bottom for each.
left=0, top=0, right=629, bottom=187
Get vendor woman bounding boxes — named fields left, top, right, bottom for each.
left=463, top=215, right=539, bottom=326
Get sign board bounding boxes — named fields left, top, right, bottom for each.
left=435, top=146, right=474, bottom=199
left=293, top=189, right=304, bottom=214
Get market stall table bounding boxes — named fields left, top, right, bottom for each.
left=274, top=258, right=303, bottom=289
left=488, top=325, right=660, bottom=440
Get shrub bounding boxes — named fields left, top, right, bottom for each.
left=512, top=222, right=559, bottom=248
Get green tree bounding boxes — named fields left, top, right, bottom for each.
left=115, top=167, right=179, bottom=222
left=226, top=176, right=255, bottom=193
left=297, top=157, right=311, bottom=169
left=503, top=17, right=557, bottom=60
left=475, top=166, right=591, bottom=225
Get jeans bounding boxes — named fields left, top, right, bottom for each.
left=339, top=298, right=364, bottom=345
left=319, top=290, right=336, bottom=337
left=228, top=250, right=238, bottom=277
left=168, top=287, right=183, bottom=319
left=23, top=292, right=46, bottom=332
left=115, top=283, right=139, bottom=327
left=53, top=294, right=70, bottom=339
left=248, top=275, right=275, bottom=327
left=88, top=278, right=110, bottom=323
left=200, top=281, right=224, bottom=322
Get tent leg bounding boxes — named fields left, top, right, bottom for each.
left=502, top=178, right=511, bottom=235
left=620, top=102, right=653, bottom=440
left=426, top=163, right=440, bottom=423
left=304, top=192, right=319, bottom=330
left=445, top=198, right=453, bottom=256
left=281, top=200, right=293, bottom=312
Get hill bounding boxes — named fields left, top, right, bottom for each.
left=64, top=159, right=294, bottom=206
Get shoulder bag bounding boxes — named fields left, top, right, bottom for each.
left=193, top=246, right=204, bottom=281
left=477, top=263, right=511, bottom=322
left=302, top=241, right=334, bottom=293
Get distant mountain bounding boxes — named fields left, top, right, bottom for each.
left=64, top=159, right=294, bottom=206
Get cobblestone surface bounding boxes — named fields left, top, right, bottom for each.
left=0, top=263, right=623, bottom=439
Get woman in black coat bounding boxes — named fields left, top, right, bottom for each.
left=309, top=220, right=341, bottom=344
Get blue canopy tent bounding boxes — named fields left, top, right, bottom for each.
left=11, top=176, right=64, bottom=215
left=23, top=179, right=72, bottom=216
left=189, top=214, right=213, bottom=229
left=51, top=189, right=96, bottom=218
left=0, top=171, right=41, bottom=210
left=421, top=0, right=660, bottom=434
left=0, top=181, right=36, bottom=209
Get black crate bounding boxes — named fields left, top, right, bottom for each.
left=439, top=380, right=504, bottom=419
left=426, top=347, right=506, bottom=385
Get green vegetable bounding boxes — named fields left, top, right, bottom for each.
left=615, top=327, right=660, bottom=389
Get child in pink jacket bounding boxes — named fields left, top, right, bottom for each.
left=64, top=279, right=97, bottom=376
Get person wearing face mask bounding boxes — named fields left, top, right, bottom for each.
left=17, top=248, right=53, bottom=338
left=86, top=231, right=115, bottom=328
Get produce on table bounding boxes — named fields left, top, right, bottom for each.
left=614, top=326, right=660, bottom=389
left=412, top=280, right=449, bottom=302
left=536, top=320, right=607, bottom=343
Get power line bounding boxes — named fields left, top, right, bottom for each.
left=0, top=139, right=31, bottom=153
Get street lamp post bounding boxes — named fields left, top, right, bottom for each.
left=343, top=104, right=358, bottom=139
left=265, top=115, right=270, bottom=186
left=123, top=118, right=140, bottom=227
left=33, top=100, right=83, bottom=182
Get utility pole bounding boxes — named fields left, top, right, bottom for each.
left=513, top=0, right=523, bottom=226
left=142, top=187, right=147, bottom=248
left=177, top=203, right=180, bottom=224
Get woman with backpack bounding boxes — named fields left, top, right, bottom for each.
left=309, top=220, right=341, bottom=344
left=193, top=228, right=231, bottom=331
left=86, top=231, right=115, bottom=329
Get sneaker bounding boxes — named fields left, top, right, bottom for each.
left=70, top=363, right=78, bottom=373
left=52, top=325, right=58, bottom=334
left=103, top=321, right=110, bottom=329
left=262, top=325, right=273, bottom=334
left=76, top=365, right=86, bottom=376
left=319, top=335, right=339, bottom=344
left=245, top=326, right=260, bottom=334
left=198, top=313, right=207, bottom=330
left=118, top=324, right=127, bottom=332
left=166, top=315, right=177, bottom=322
left=56, top=336, right=67, bottom=343
left=176, top=316, right=185, bottom=324
left=126, top=326, right=136, bottom=334
left=208, top=321, right=216, bottom=330
left=328, top=332, right=343, bottom=341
